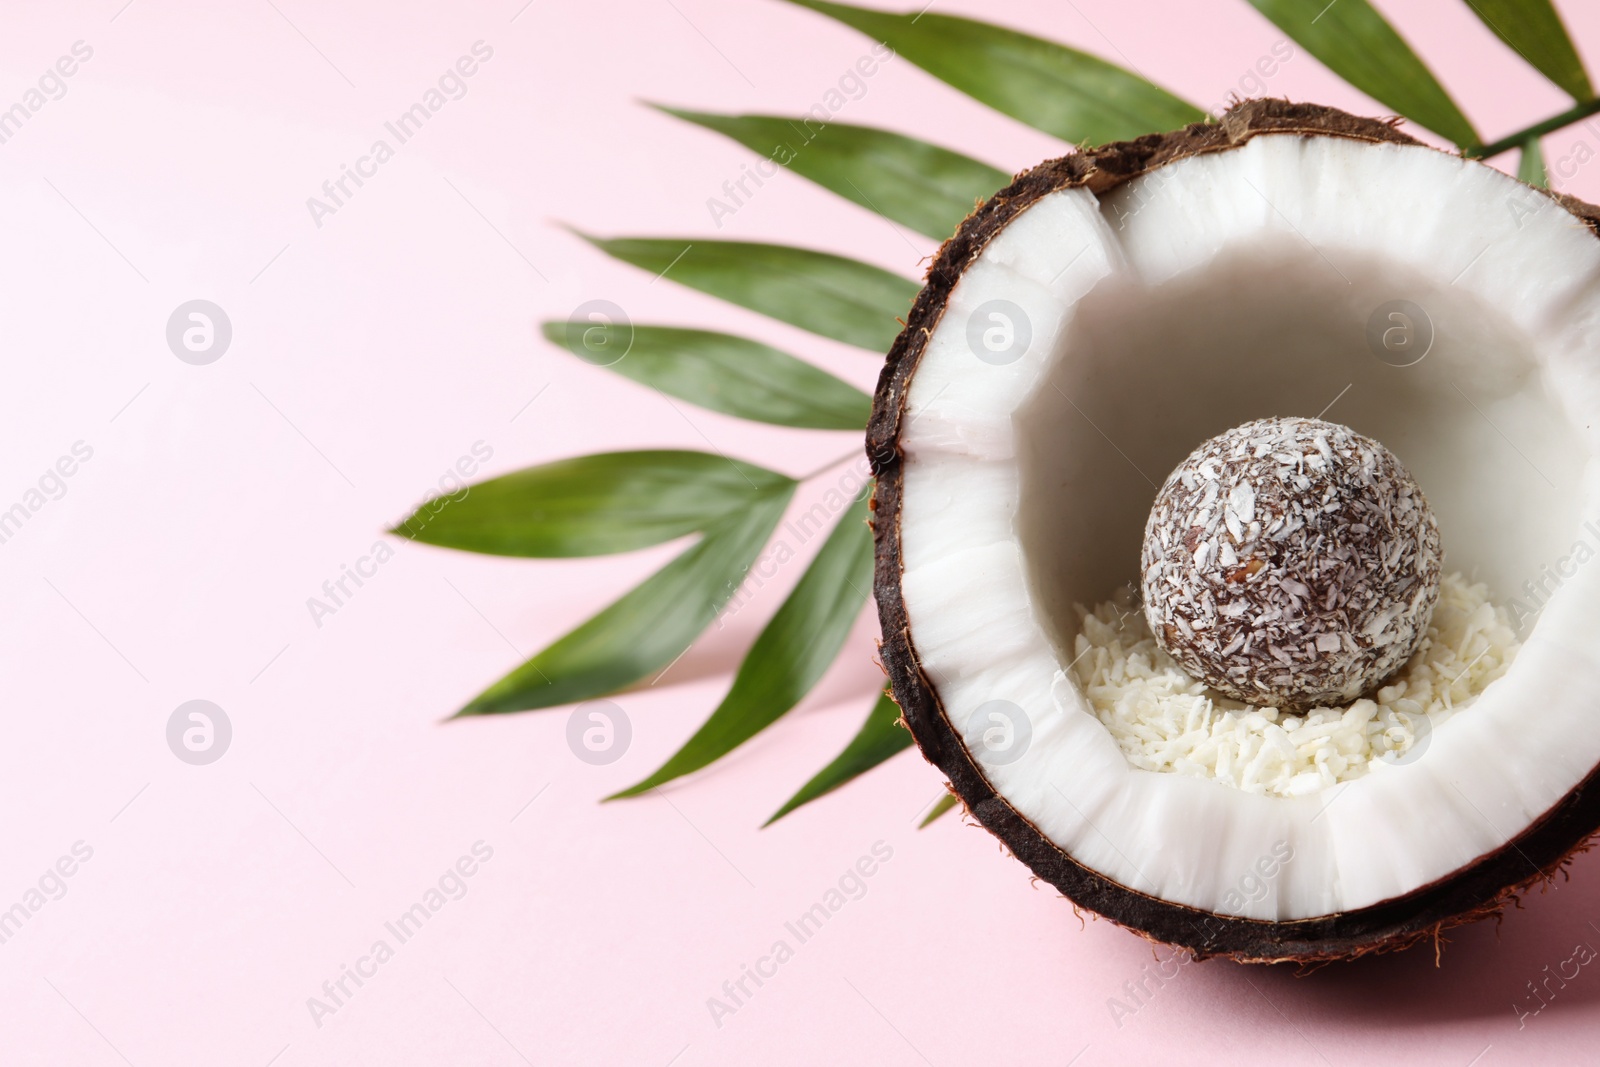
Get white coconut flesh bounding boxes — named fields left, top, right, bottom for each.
left=896, top=132, right=1600, bottom=921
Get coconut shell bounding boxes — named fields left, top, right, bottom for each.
left=868, top=99, right=1600, bottom=963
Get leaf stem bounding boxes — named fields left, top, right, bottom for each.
left=799, top=449, right=866, bottom=482
left=1468, top=97, right=1600, bottom=160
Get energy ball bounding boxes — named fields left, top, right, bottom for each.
left=1140, top=417, right=1442, bottom=711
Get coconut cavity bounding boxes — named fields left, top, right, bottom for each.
left=885, top=108, right=1600, bottom=934
left=1015, top=243, right=1583, bottom=660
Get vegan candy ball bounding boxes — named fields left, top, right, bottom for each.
left=1140, top=417, right=1442, bottom=710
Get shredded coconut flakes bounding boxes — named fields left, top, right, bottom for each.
left=1069, top=572, right=1520, bottom=798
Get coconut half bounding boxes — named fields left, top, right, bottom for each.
left=870, top=100, right=1600, bottom=962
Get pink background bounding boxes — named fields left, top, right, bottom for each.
left=5, top=0, right=1600, bottom=1062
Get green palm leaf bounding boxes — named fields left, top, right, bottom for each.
left=542, top=323, right=871, bottom=430
left=660, top=107, right=1010, bottom=240
left=392, top=451, right=790, bottom=558
left=766, top=690, right=912, bottom=824
left=1463, top=0, right=1592, bottom=101
left=1245, top=0, right=1479, bottom=146
left=1519, top=136, right=1548, bottom=186
left=456, top=488, right=793, bottom=715
left=609, top=492, right=873, bottom=797
left=785, top=0, right=1205, bottom=144
left=576, top=233, right=917, bottom=352
left=919, top=793, right=958, bottom=828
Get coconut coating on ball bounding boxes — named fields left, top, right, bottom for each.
left=1140, top=417, right=1442, bottom=711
